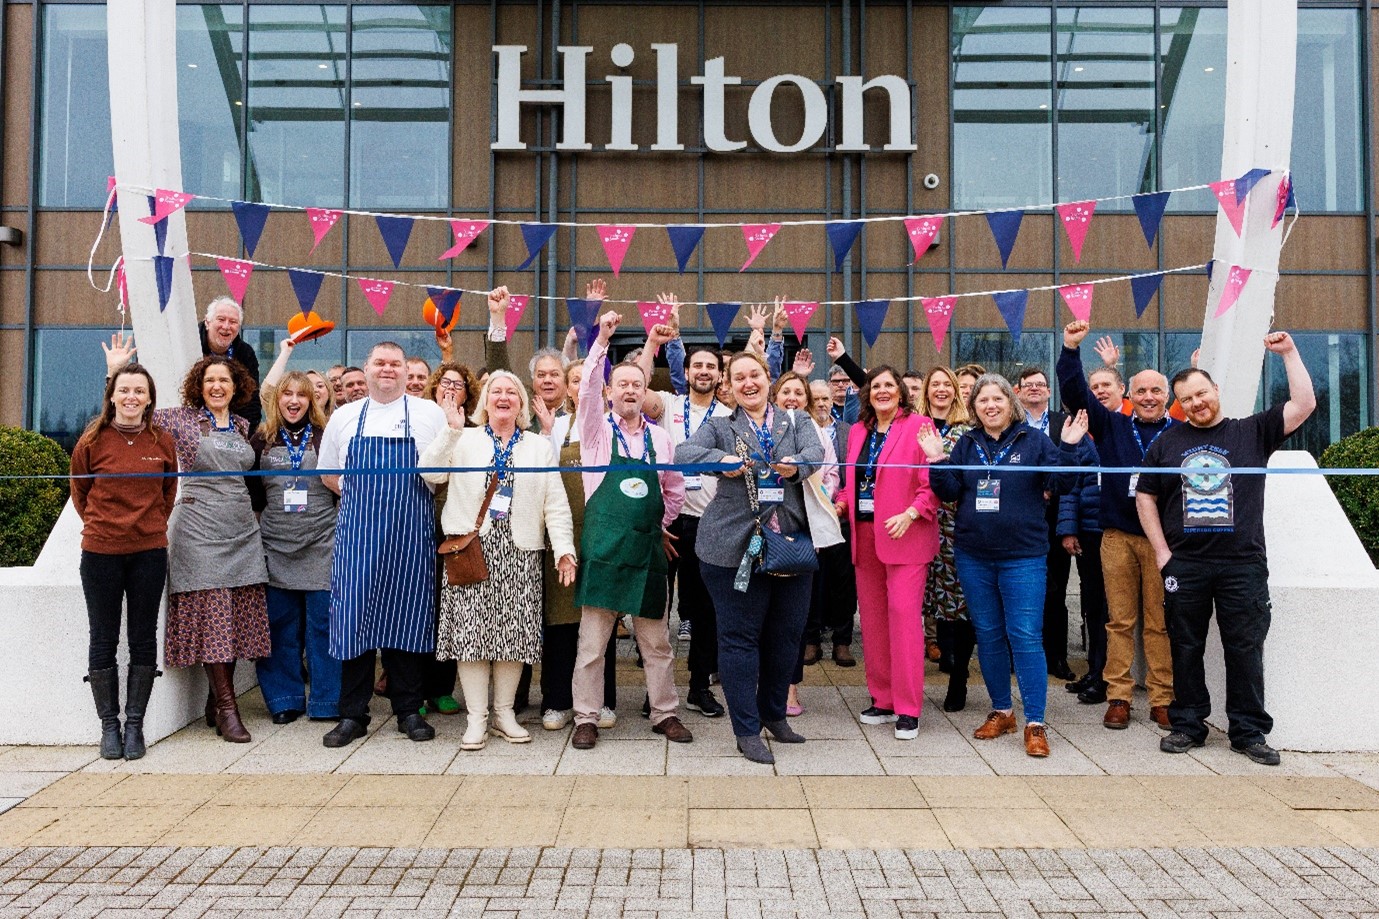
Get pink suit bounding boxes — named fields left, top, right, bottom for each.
left=835, top=412, right=941, bottom=719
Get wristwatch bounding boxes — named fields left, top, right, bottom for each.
left=905, top=507, right=918, bottom=521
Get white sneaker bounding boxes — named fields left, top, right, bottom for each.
left=598, top=706, right=618, bottom=729
left=677, top=620, right=692, bottom=641
left=542, top=709, right=572, bottom=731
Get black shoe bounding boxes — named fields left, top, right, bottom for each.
left=1232, top=741, right=1281, bottom=766
left=942, top=682, right=967, bottom=713
left=323, top=717, right=368, bottom=748
left=1160, top=731, right=1205, bottom=754
left=894, top=715, right=919, bottom=740
left=398, top=713, right=435, bottom=742
left=1077, top=683, right=1108, bottom=705
left=859, top=706, right=897, bottom=725
left=1048, top=659, right=1077, bottom=682
left=1065, top=674, right=1092, bottom=694
left=641, top=694, right=651, bottom=719
left=686, top=689, right=725, bottom=718
left=271, top=710, right=302, bottom=725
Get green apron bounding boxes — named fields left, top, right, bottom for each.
left=542, top=424, right=586, bottom=627
left=574, top=429, right=667, bottom=618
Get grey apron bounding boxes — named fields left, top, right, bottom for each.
left=167, top=424, right=269, bottom=593
left=258, top=433, right=337, bottom=592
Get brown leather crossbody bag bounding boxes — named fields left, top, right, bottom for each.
left=436, top=476, right=498, bottom=587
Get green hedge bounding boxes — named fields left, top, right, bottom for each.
left=0, top=427, right=70, bottom=567
left=1322, top=426, right=1379, bottom=565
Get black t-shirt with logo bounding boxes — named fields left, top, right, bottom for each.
left=1136, top=403, right=1289, bottom=561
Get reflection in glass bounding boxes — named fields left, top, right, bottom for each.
left=346, top=330, right=450, bottom=368
left=39, top=8, right=114, bottom=207
left=952, top=8, right=1053, bottom=209
left=1294, top=11, right=1363, bottom=213
left=1266, top=333, right=1368, bottom=457
left=35, top=330, right=109, bottom=451
left=1159, top=8, right=1226, bottom=212
left=952, top=331, right=1056, bottom=389
left=1065, top=331, right=1160, bottom=393
left=179, top=6, right=246, bottom=207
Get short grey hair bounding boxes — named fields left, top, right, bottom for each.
left=967, top=373, right=1027, bottom=425
left=528, top=347, right=568, bottom=379
left=204, top=295, right=243, bottom=324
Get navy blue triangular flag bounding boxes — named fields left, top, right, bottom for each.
left=706, top=303, right=741, bottom=347
left=667, top=225, right=706, bottom=274
left=426, top=287, right=462, bottom=325
left=565, top=298, right=600, bottom=349
left=1234, top=167, right=1272, bottom=205
left=1205, top=260, right=1214, bottom=282
left=1132, top=191, right=1170, bottom=248
left=152, top=255, right=175, bottom=312
left=1130, top=273, right=1164, bottom=319
left=1285, top=181, right=1295, bottom=211
left=992, top=290, right=1029, bottom=344
left=288, top=269, right=325, bottom=317
left=855, top=300, right=891, bottom=348
left=826, top=221, right=864, bottom=272
left=985, top=210, right=1023, bottom=269
left=376, top=215, right=414, bottom=269
left=518, top=223, right=558, bottom=270
left=148, top=196, right=167, bottom=256
left=231, top=201, right=270, bottom=258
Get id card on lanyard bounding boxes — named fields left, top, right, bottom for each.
left=749, top=411, right=784, bottom=505
left=1129, top=418, right=1172, bottom=496
left=487, top=425, right=521, bottom=519
left=280, top=424, right=312, bottom=513
left=682, top=395, right=717, bottom=491
left=972, top=433, right=1016, bottom=513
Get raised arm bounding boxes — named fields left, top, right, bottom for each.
left=1265, top=331, right=1317, bottom=436
left=581, top=311, right=619, bottom=446
left=1058, top=321, right=1114, bottom=437
left=262, top=338, right=295, bottom=391
left=485, top=286, right=512, bottom=374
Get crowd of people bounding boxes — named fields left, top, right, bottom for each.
left=70, top=288, right=1314, bottom=766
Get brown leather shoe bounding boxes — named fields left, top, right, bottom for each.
left=926, top=640, right=942, bottom=662
left=802, top=644, right=822, bottom=666
left=973, top=710, right=1017, bottom=740
left=1103, top=699, right=1131, bottom=730
left=571, top=723, right=598, bottom=750
left=832, top=644, right=857, bottom=668
left=652, top=716, right=694, bottom=744
left=1149, top=705, right=1171, bottom=730
left=1024, top=724, right=1050, bottom=757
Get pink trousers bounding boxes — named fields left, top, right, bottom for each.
left=854, top=522, right=929, bottom=718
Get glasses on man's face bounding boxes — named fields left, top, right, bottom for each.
left=1021, top=382, right=1049, bottom=390
left=828, top=378, right=850, bottom=387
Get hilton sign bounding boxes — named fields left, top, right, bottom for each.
left=493, top=43, right=915, bottom=154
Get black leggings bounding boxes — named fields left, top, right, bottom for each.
left=80, top=548, right=167, bottom=670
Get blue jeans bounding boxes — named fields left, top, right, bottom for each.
left=700, top=562, right=812, bottom=738
left=953, top=550, right=1047, bottom=723
left=257, top=586, right=340, bottom=718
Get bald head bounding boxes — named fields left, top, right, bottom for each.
left=1128, top=369, right=1169, bottom=422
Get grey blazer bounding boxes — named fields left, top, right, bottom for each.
left=674, top=407, right=824, bottom=568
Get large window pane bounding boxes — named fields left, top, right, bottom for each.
left=246, top=6, right=348, bottom=207
left=1159, top=8, right=1226, bottom=212
left=1294, top=10, right=1363, bottom=213
left=1055, top=8, right=1156, bottom=209
left=953, top=8, right=1053, bottom=209
left=39, top=7, right=113, bottom=207
left=349, top=7, right=451, bottom=210
left=346, top=329, right=449, bottom=368
left=1265, top=333, right=1368, bottom=457
left=179, top=6, right=245, bottom=206
left=952, top=331, right=1056, bottom=389
left=34, top=330, right=108, bottom=451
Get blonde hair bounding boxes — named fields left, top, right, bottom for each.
left=919, top=365, right=971, bottom=425
left=259, top=371, right=328, bottom=441
left=471, top=369, right=533, bottom=430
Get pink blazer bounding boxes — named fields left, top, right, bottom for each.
left=836, top=412, right=941, bottom=567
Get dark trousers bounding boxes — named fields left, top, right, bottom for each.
left=1043, top=538, right=1073, bottom=664
left=422, top=657, right=457, bottom=701
left=806, top=537, right=856, bottom=647
left=340, top=648, right=428, bottom=724
left=80, top=548, right=166, bottom=670
left=1073, top=531, right=1108, bottom=684
left=1162, top=556, right=1273, bottom=747
left=677, top=516, right=721, bottom=692
left=701, top=561, right=812, bottom=738
left=541, top=622, right=617, bottom=712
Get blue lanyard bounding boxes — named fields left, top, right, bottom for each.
left=486, top=425, right=521, bottom=484
left=972, top=431, right=1018, bottom=468
left=1131, top=416, right=1173, bottom=458
left=683, top=395, right=717, bottom=441
left=279, top=424, right=312, bottom=471
left=202, top=409, right=234, bottom=433
left=747, top=409, right=775, bottom=463
left=830, top=404, right=843, bottom=423
left=610, top=414, right=653, bottom=463
left=1030, top=410, right=1049, bottom=435
left=862, top=426, right=890, bottom=484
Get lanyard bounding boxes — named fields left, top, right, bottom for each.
left=202, top=408, right=234, bottom=433
left=972, top=431, right=1019, bottom=468
left=1031, top=410, right=1049, bottom=435
left=683, top=395, right=717, bottom=441
left=862, top=426, right=890, bottom=484
left=747, top=409, right=775, bottom=463
left=609, top=413, right=653, bottom=463
left=280, top=424, right=312, bottom=471
left=486, top=425, right=521, bottom=484
left=830, top=403, right=843, bottom=423
left=1131, top=416, right=1173, bottom=458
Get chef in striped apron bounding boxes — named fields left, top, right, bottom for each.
left=317, top=341, right=448, bottom=746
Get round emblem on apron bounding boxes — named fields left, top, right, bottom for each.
left=620, top=478, right=650, bottom=499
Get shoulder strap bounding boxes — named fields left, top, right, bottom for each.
left=474, top=474, right=499, bottom=529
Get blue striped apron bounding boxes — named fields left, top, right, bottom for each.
left=328, top=398, right=436, bottom=660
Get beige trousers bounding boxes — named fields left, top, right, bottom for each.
left=572, top=606, right=678, bottom=727
left=1100, top=528, right=1174, bottom=707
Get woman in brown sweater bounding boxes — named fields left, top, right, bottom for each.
left=71, top=356, right=178, bottom=760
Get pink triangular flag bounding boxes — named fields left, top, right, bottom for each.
left=306, top=208, right=342, bottom=253
left=439, top=219, right=489, bottom=259
left=921, top=296, right=956, bottom=352
left=506, top=294, right=530, bottom=339
left=137, top=189, right=195, bottom=225
left=216, top=258, right=254, bottom=305
left=357, top=277, right=395, bottom=317
left=1213, top=266, right=1252, bottom=318
left=1056, top=201, right=1096, bottom=264
left=597, top=225, right=636, bottom=278
left=1209, top=180, right=1247, bottom=236
left=637, top=300, right=675, bottom=337
left=903, top=216, right=943, bottom=264
left=740, top=224, right=781, bottom=271
left=783, top=301, right=819, bottom=344
left=1273, top=176, right=1291, bottom=228
left=1058, top=283, right=1095, bottom=322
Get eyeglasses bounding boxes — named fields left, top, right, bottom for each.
left=1020, top=382, right=1049, bottom=390
left=438, top=379, right=465, bottom=390
left=828, top=378, right=850, bottom=386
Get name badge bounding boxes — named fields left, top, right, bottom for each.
left=976, top=478, right=1001, bottom=513
left=684, top=474, right=703, bottom=491
left=490, top=481, right=514, bottom=519
left=283, top=488, right=308, bottom=513
left=757, top=467, right=784, bottom=505
left=1127, top=473, right=1140, bottom=497
left=859, top=497, right=875, bottom=515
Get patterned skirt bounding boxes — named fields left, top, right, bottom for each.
left=436, top=517, right=544, bottom=664
left=165, top=584, right=271, bottom=668
left=923, top=502, right=969, bottom=623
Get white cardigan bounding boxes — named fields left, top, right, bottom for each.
left=419, top=426, right=577, bottom=560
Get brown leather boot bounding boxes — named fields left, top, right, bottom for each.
left=1148, top=705, right=1171, bottom=730
left=205, top=662, right=251, bottom=743
left=1103, top=699, right=1131, bottom=730
left=205, top=660, right=234, bottom=727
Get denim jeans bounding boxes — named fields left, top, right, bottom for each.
left=80, top=548, right=166, bottom=670
left=257, top=586, right=340, bottom=718
left=953, top=550, right=1048, bottom=723
left=700, top=561, right=812, bottom=738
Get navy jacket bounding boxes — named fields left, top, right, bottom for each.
left=930, top=423, right=1086, bottom=560
left=1056, top=437, right=1102, bottom=537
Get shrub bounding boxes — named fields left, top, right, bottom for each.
left=0, top=427, right=70, bottom=567
left=1322, top=426, right=1379, bottom=565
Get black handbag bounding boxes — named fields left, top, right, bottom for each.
left=756, top=516, right=818, bottom=577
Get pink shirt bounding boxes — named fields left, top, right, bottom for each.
left=579, top=340, right=686, bottom=528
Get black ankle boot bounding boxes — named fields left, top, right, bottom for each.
left=123, top=665, right=158, bottom=760
left=935, top=621, right=954, bottom=674
left=86, top=668, right=123, bottom=760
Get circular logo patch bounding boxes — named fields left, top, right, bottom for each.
left=619, top=478, right=650, bottom=499
left=1164, top=576, right=1179, bottom=593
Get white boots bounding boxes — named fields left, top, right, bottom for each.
left=457, top=660, right=531, bottom=748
